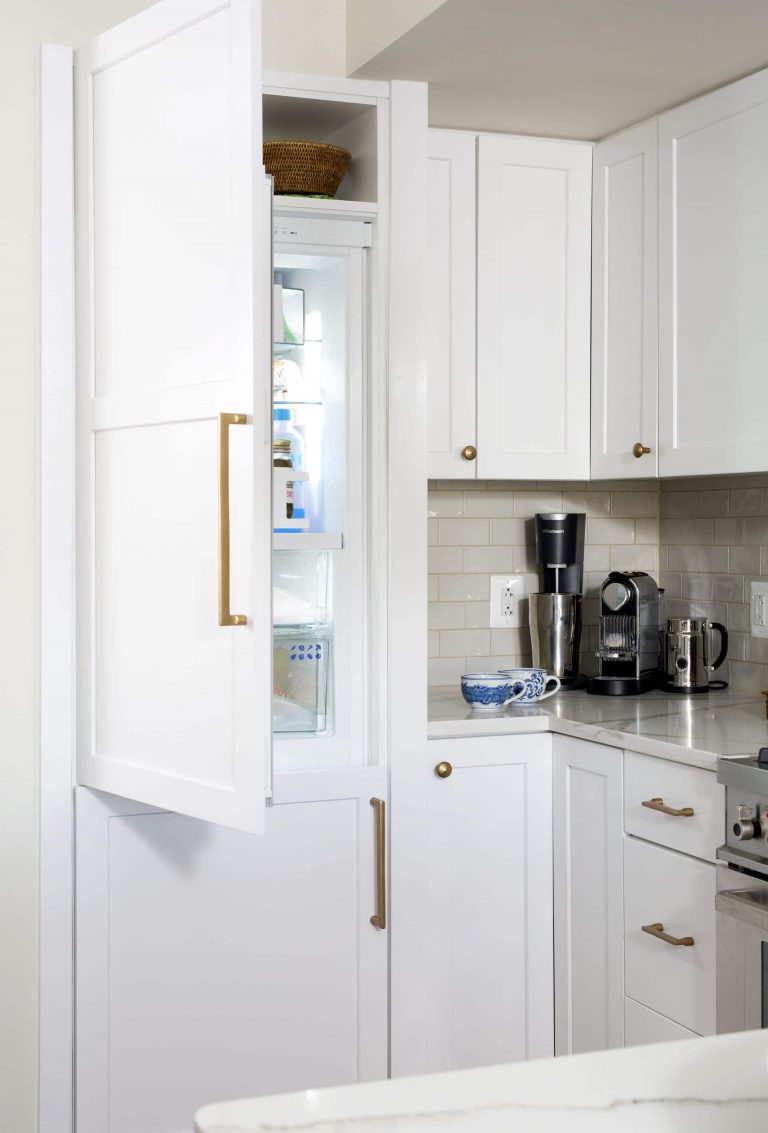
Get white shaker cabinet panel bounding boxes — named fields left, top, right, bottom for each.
left=659, top=67, right=768, bottom=476
left=624, top=836, right=715, bottom=1036
left=425, top=735, right=554, bottom=1072
left=74, top=0, right=271, bottom=832
left=477, top=136, right=592, bottom=480
left=427, top=131, right=477, bottom=479
left=553, top=735, right=624, bottom=1055
left=592, top=121, right=658, bottom=479
left=76, top=771, right=388, bottom=1133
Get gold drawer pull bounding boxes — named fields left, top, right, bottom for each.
left=632, top=442, right=651, bottom=458
left=642, top=922, right=695, bottom=947
left=218, top=412, right=249, bottom=626
left=642, top=796, right=694, bottom=818
left=461, top=445, right=477, bottom=461
left=370, top=798, right=386, bottom=930
left=435, top=761, right=453, bottom=779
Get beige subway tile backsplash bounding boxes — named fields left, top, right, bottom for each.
left=427, top=474, right=768, bottom=692
left=427, top=480, right=660, bottom=686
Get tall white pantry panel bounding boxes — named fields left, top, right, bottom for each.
left=66, top=2, right=405, bottom=1125
left=75, top=0, right=271, bottom=832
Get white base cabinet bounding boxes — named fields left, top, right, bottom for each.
left=553, top=735, right=624, bottom=1055
left=425, top=735, right=554, bottom=1071
left=76, top=771, right=387, bottom=1133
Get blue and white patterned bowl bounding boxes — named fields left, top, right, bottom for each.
left=461, top=673, right=525, bottom=712
left=498, top=668, right=561, bottom=702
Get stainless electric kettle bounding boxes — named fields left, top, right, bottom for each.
left=664, top=617, right=728, bottom=693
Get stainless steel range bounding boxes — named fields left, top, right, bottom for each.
left=716, top=750, right=768, bottom=1033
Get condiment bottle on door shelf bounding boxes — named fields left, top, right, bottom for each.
left=273, top=406, right=307, bottom=524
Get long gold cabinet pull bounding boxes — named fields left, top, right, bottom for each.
left=641, top=796, right=694, bottom=818
left=642, top=922, right=695, bottom=947
left=218, top=412, right=249, bottom=627
left=370, top=798, right=386, bottom=930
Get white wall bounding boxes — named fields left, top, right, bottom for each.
left=346, top=0, right=447, bottom=74
left=263, top=0, right=346, bottom=75
left=0, top=2, right=345, bottom=1129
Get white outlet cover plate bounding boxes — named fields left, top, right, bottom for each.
left=490, top=575, right=525, bottom=629
left=751, top=580, right=768, bottom=638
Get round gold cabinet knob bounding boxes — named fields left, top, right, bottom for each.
left=632, top=442, right=652, bottom=459
left=461, top=445, right=477, bottom=461
left=435, top=761, right=453, bottom=779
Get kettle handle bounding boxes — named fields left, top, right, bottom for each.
left=709, top=622, right=728, bottom=671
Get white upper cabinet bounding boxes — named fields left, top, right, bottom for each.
left=477, top=135, right=592, bottom=480
left=427, top=130, right=477, bottom=479
left=75, top=0, right=272, bottom=833
left=659, top=68, right=768, bottom=476
left=592, top=121, right=659, bottom=479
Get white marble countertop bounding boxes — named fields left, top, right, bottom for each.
left=195, top=1029, right=768, bottom=1132
left=428, top=687, right=768, bottom=769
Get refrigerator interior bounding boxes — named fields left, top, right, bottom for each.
left=271, top=234, right=368, bottom=769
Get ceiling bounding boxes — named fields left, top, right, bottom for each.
left=351, top=0, right=768, bottom=140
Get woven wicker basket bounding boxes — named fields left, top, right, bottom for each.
left=264, top=140, right=351, bottom=198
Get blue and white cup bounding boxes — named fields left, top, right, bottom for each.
left=460, top=673, right=526, bottom=712
left=498, top=667, right=561, bottom=702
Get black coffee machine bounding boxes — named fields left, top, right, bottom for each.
left=588, top=571, right=663, bottom=695
left=529, top=514, right=586, bottom=688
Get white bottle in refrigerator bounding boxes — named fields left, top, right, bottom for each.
left=273, top=407, right=308, bottom=524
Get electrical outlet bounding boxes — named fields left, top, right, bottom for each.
left=490, top=575, right=524, bottom=629
left=751, top=580, right=768, bottom=638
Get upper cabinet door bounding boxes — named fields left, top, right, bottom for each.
left=659, top=68, right=768, bottom=476
left=75, top=0, right=272, bottom=833
left=476, top=136, right=592, bottom=481
left=427, top=130, right=478, bottom=479
left=592, top=121, right=659, bottom=480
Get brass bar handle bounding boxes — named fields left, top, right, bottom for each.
left=642, top=922, right=695, bottom=947
left=370, top=798, right=386, bottom=930
left=218, top=412, right=249, bottom=627
left=633, top=442, right=652, bottom=458
left=641, top=796, right=694, bottom=818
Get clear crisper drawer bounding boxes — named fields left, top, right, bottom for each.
left=273, top=550, right=330, bottom=626
left=273, top=627, right=331, bottom=734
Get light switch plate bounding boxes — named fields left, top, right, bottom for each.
left=750, top=580, right=768, bottom=638
left=490, top=575, right=524, bottom=628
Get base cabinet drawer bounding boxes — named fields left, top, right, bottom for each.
left=624, top=751, right=723, bottom=863
left=624, top=997, right=698, bottom=1047
left=624, top=836, right=715, bottom=1035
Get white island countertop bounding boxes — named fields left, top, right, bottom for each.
left=429, top=687, right=768, bottom=769
left=196, top=1029, right=768, bottom=1132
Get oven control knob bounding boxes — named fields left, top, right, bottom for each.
left=734, top=805, right=759, bottom=841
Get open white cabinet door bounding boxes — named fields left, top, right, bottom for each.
left=75, top=0, right=271, bottom=833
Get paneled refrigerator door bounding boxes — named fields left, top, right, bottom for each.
left=75, top=0, right=272, bottom=833
left=270, top=218, right=371, bottom=771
